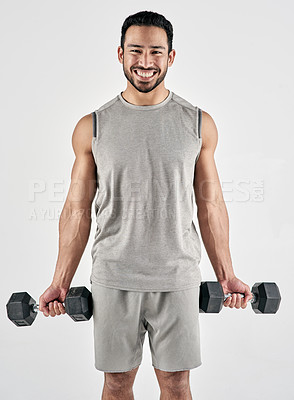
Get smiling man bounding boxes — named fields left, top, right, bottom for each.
left=121, top=25, right=170, bottom=97
left=39, top=10, right=253, bottom=400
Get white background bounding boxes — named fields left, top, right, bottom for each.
left=1, top=1, right=293, bottom=399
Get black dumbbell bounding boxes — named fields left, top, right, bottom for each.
left=199, top=281, right=281, bottom=314
left=6, top=286, right=93, bottom=327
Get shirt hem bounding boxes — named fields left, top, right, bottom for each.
left=90, top=277, right=201, bottom=292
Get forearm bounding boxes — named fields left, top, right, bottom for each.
left=51, top=205, right=92, bottom=288
left=197, top=201, right=235, bottom=281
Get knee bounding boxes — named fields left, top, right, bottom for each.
left=104, top=370, right=136, bottom=392
left=165, top=380, right=190, bottom=394
left=156, top=370, right=190, bottom=393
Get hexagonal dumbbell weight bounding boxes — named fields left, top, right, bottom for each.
left=199, top=281, right=281, bottom=314
left=6, top=286, right=93, bottom=327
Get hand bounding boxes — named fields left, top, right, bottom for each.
left=218, top=276, right=253, bottom=309
left=39, top=285, right=69, bottom=317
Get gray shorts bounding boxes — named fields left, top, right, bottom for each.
left=91, top=282, right=202, bottom=373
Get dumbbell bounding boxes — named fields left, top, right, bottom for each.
left=199, top=281, right=281, bottom=314
left=6, top=286, right=93, bottom=327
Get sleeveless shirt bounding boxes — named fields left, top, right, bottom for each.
left=90, top=90, right=203, bottom=292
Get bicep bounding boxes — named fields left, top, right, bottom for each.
left=194, top=111, right=224, bottom=211
left=65, top=114, right=98, bottom=209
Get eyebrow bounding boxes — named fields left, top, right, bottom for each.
left=127, top=44, right=166, bottom=50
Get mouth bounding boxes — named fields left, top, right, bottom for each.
left=133, top=69, right=157, bottom=81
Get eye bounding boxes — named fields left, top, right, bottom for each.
left=130, top=50, right=162, bottom=54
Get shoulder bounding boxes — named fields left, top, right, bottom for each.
left=200, top=109, right=218, bottom=152
left=171, top=92, right=195, bottom=111
left=72, top=113, right=93, bottom=155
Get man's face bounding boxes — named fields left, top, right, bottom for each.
left=118, top=25, right=175, bottom=94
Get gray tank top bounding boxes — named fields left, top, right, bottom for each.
left=90, top=90, right=202, bottom=292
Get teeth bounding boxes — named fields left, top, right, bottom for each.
left=136, top=70, right=155, bottom=78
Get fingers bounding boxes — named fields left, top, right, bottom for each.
left=39, top=297, right=50, bottom=317
left=224, top=296, right=231, bottom=307
left=58, top=302, right=66, bottom=315
left=240, top=285, right=252, bottom=309
left=38, top=285, right=68, bottom=318
left=222, top=280, right=253, bottom=310
left=224, top=293, right=246, bottom=309
left=48, top=301, right=66, bottom=317
left=40, top=302, right=65, bottom=317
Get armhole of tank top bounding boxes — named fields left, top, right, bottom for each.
left=194, top=107, right=202, bottom=165
left=197, top=107, right=202, bottom=139
left=92, top=111, right=97, bottom=139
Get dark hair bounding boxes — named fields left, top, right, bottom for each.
left=120, top=11, right=173, bottom=54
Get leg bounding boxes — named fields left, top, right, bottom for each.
left=154, top=368, right=192, bottom=399
left=102, top=365, right=139, bottom=400
left=91, top=283, right=145, bottom=383
left=144, top=287, right=201, bottom=398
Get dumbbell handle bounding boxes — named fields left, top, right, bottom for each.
left=224, top=292, right=256, bottom=303
left=32, top=303, right=65, bottom=313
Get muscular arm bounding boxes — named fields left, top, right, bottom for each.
left=51, top=114, right=97, bottom=289
left=193, top=111, right=235, bottom=281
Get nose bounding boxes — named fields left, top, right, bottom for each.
left=137, top=52, right=156, bottom=70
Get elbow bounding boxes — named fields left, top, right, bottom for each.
left=61, top=202, right=93, bottom=222
left=196, top=197, right=226, bottom=222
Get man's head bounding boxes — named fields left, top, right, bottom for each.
left=118, top=11, right=176, bottom=94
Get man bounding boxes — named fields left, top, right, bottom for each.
left=39, top=10, right=253, bottom=400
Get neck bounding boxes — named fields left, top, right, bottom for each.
left=121, top=86, right=169, bottom=106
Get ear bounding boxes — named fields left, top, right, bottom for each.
left=118, top=46, right=124, bottom=64
left=168, top=49, right=176, bottom=67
